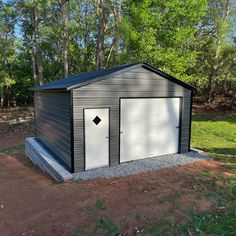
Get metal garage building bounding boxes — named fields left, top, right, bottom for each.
left=31, top=62, right=195, bottom=173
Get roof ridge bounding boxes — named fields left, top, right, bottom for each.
left=32, top=62, right=196, bottom=91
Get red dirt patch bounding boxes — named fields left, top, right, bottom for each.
left=177, top=194, right=212, bottom=212
left=0, top=149, right=221, bottom=235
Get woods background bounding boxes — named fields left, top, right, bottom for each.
left=0, top=0, right=236, bottom=108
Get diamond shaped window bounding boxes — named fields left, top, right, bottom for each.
left=93, top=116, right=101, bottom=125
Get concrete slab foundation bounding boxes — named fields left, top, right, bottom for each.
left=25, top=138, right=209, bottom=182
left=25, top=137, right=73, bottom=182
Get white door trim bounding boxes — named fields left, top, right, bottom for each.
left=84, top=108, right=110, bottom=170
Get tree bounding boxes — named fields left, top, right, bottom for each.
left=95, top=0, right=107, bottom=69
left=120, top=0, right=207, bottom=81
left=59, top=0, right=69, bottom=77
left=0, top=0, right=17, bottom=107
left=1, top=0, right=236, bottom=107
left=193, top=0, right=236, bottom=101
left=32, top=0, right=44, bottom=85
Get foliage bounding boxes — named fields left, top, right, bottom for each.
left=121, top=0, right=207, bottom=81
left=0, top=0, right=17, bottom=89
left=0, top=0, right=236, bottom=107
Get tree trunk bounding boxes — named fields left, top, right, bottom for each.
left=109, top=0, right=121, bottom=65
left=96, top=0, right=105, bottom=70
left=0, top=87, right=3, bottom=108
left=60, top=0, right=69, bottom=78
left=3, top=87, right=9, bottom=108
left=33, top=0, right=44, bottom=85
left=208, top=37, right=221, bottom=102
left=9, top=92, right=14, bottom=107
left=2, top=28, right=12, bottom=107
left=208, top=0, right=231, bottom=102
left=31, top=45, right=37, bottom=85
left=83, top=2, right=89, bottom=64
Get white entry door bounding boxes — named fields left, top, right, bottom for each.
left=120, top=98, right=180, bottom=162
left=84, top=108, right=109, bottom=170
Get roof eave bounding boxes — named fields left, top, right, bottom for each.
left=32, top=87, right=68, bottom=92
left=31, top=62, right=197, bottom=92
left=66, top=63, right=143, bottom=90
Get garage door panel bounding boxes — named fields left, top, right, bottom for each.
left=120, top=98, right=180, bottom=162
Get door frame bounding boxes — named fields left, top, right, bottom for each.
left=118, top=97, right=183, bottom=164
left=83, top=107, right=110, bottom=170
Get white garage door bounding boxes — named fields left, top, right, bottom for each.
left=120, top=98, right=180, bottom=162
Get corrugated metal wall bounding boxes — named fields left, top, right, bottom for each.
left=73, top=66, right=192, bottom=172
left=34, top=91, right=72, bottom=171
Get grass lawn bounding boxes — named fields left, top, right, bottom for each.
left=179, top=113, right=236, bottom=236
left=192, top=113, right=236, bottom=164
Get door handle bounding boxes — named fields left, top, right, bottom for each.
left=105, top=136, right=109, bottom=139
left=176, top=126, right=180, bottom=128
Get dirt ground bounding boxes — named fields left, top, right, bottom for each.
left=193, top=96, right=236, bottom=114
left=0, top=108, right=227, bottom=236
left=0, top=107, right=35, bottom=149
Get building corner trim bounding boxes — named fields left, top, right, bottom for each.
left=70, top=90, right=75, bottom=173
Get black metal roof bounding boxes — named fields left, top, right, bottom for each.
left=32, top=62, right=196, bottom=91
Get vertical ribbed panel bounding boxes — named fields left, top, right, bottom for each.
left=34, top=91, right=72, bottom=171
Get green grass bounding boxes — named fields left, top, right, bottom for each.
left=0, top=144, right=25, bottom=154
left=175, top=173, right=236, bottom=236
left=71, top=229, right=85, bottom=236
left=73, top=179, right=82, bottom=184
left=191, top=113, right=236, bottom=164
left=143, top=113, right=236, bottom=235
left=71, top=216, right=120, bottom=236
left=95, top=216, right=120, bottom=236
left=89, top=199, right=107, bottom=212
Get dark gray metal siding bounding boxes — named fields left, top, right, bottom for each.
left=73, top=67, right=192, bottom=172
left=34, top=91, right=71, bottom=171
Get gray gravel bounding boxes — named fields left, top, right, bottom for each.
left=73, top=151, right=209, bottom=180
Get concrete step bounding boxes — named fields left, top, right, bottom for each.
left=25, top=137, right=73, bottom=182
